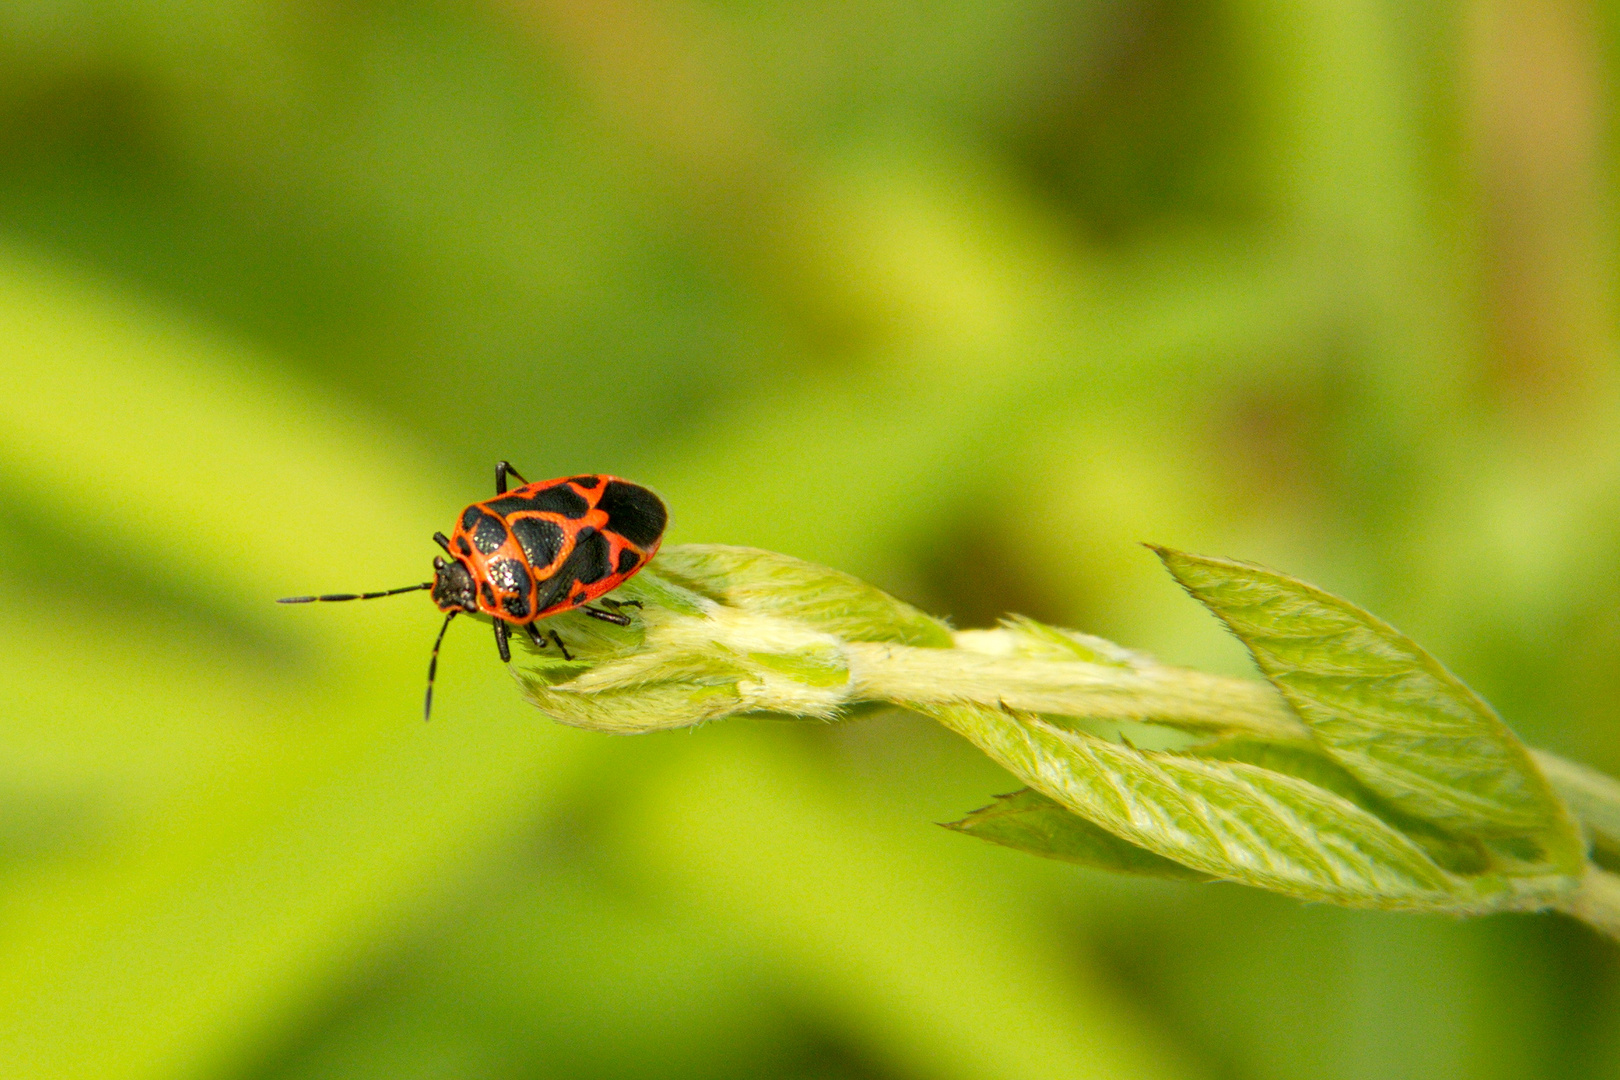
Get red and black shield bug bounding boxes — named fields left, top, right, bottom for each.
left=279, top=462, right=667, bottom=719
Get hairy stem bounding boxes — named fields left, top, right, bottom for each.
left=845, top=641, right=1309, bottom=740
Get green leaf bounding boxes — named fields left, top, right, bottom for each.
left=1533, top=750, right=1620, bottom=862
left=920, top=700, right=1491, bottom=909
left=1185, top=737, right=1382, bottom=810
left=510, top=674, right=747, bottom=733
left=1187, top=737, right=1494, bottom=875
left=746, top=646, right=851, bottom=687
left=1153, top=548, right=1582, bottom=867
left=995, top=615, right=1138, bottom=668
left=652, top=545, right=954, bottom=647
left=508, top=587, right=858, bottom=731
left=946, top=789, right=1211, bottom=880
left=612, top=564, right=715, bottom=618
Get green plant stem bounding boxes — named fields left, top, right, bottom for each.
left=844, top=641, right=1309, bottom=740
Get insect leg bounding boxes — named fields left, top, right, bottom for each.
left=495, top=460, right=529, bottom=495
left=424, top=610, right=456, bottom=721
left=433, top=531, right=452, bottom=553
left=547, top=629, right=574, bottom=662
left=519, top=620, right=571, bottom=660
left=583, top=606, right=632, bottom=626
left=493, top=619, right=512, bottom=663
left=597, top=598, right=643, bottom=611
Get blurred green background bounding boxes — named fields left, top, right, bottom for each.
left=1, top=0, right=1619, bottom=1076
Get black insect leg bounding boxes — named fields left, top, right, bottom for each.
left=493, top=619, right=511, bottom=663
left=433, top=531, right=452, bottom=553
left=597, top=598, right=643, bottom=611
left=424, top=610, right=456, bottom=721
left=520, top=621, right=574, bottom=661
left=495, top=460, right=529, bottom=495
left=548, top=629, right=573, bottom=661
left=583, top=606, right=633, bottom=626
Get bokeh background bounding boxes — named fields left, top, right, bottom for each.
left=2, top=0, right=1619, bottom=1077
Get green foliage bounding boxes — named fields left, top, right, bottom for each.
left=929, top=700, right=1472, bottom=907
left=1153, top=548, right=1585, bottom=869
left=513, top=543, right=1618, bottom=929
left=653, top=545, right=955, bottom=647
left=945, top=788, right=1210, bottom=881
left=7, top=0, right=1620, bottom=1075
left=1531, top=751, right=1620, bottom=864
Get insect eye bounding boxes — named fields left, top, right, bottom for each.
left=433, top=556, right=446, bottom=570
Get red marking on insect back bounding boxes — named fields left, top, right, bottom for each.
left=279, top=466, right=668, bottom=720
left=445, top=475, right=666, bottom=623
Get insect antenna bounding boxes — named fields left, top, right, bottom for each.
left=424, top=610, right=457, bottom=722
left=277, top=583, right=433, bottom=604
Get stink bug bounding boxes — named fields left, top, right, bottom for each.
left=280, top=462, right=667, bottom=719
